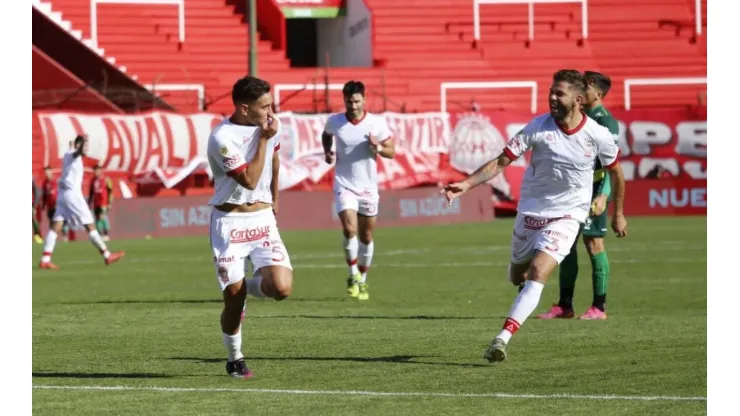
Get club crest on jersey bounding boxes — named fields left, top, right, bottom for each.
left=584, top=138, right=596, bottom=158
left=545, top=133, right=555, bottom=142
left=219, top=146, right=229, bottom=156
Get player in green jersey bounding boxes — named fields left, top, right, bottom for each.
left=537, top=71, right=619, bottom=320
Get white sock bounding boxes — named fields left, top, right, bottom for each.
left=358, top=241, right=374, bottom=283
left=41, top=230, right=58, bottom=263
left=497, top=280, right=545, bottom=343
left=343, top=236, right=359, bottom=275
left=222, top=330, right=244, bottom=362
left=88, top=230, right=110, bottom=258
left=246, top=275, right=266, bottom=298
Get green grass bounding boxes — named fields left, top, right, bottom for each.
left=32, top=217, right=707, bottom=415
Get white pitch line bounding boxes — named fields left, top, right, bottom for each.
left=32, top=385, right=706, bottom=402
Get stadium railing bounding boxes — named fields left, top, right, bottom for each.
left=440, top=81, right=538, bottom=114
left=274, top=83, right=345, bottom=113
left=623, top=77, right=707, bottom=111
left=144, top=83, right=205, bottom=111
left=91, top=0, right=186, bottom=47
left=473, top=0, right=588, bottom=42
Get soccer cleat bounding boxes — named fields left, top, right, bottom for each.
left=536, top=304, right=575, bottom=320
left=39, top=261, right=59, bottom=270
left=357, top=282, right=369, bottom=300
left=346, top=273, right=361, bottom=298
left=579, top=306, right=608, bottom=320
left=34, top=235, right=43, bottom=244
left=226, top=358, right=254, bottom=379
left=483, top=338, right=508, bottom=363
left=105, top=251, right=125, bottom=266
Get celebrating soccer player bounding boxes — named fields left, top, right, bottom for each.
left=441, top=70, right=627, bottom=362
left=206, top=76, right=293, bottom=379
left=539, top=71, right=620, bottom=321
left=322, top=80, right=396, bottom=301
left=38, top=136, right=125, bottom=269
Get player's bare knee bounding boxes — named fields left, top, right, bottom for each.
left=272, top=272, right=293, bottom=301
left=527, top=259, right=554, bottom=283
left=584, top=237, right=605, bottom=256
left=342, top=227, right=357, bottom=239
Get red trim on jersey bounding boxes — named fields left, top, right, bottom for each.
left=226, top=163, right=247, bottom=177
left=346, top=111, right=367, bottom=125
left=380, top=136, right=393, bottom=144
left=503, top=147, right=518, bottom=161
left=604, top=150, right=621, bottom=169
left=556, top=112, right=588, bottom=135
left=274, top=143, right=281, bottom=151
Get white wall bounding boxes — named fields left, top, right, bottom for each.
left=316, top=0, right=373, bottom=67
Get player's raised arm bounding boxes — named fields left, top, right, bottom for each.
left=596, top=128, right=627, bottom=237
left=441, top=128, right=531, bottom=203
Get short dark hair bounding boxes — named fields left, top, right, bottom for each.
left=584, top=71, right=612, bottom=97
left=342, top=80, right=365, bottom=97
left=74, top=135, right=85, bottom=147
left=553, top=69, right=586, bottom=96
left=231, top=76, right=271, bottom=105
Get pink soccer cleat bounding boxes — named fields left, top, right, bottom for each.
left=537, top=304, right=575, bottom=320
left=579, top=306, right=608, bottom=320
left=105, top=251, right=125, bottom=266
left=39, top=261, right=59, bottom=270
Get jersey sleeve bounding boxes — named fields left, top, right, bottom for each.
left=323, top=115, right=337, bottom=136
left=207, top=131, right=247, bottom=176
left=503, top=120, right=537, bottom=160
left=595, top=127, right=621, bottom=169
left=375, top=116, right=393, bottom=143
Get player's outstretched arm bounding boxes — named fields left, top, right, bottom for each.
left=322, top=131, right=335, bottom=164
left=271, top=150, right=280, bottom=214
left=441, top=152, right=514, bottom=204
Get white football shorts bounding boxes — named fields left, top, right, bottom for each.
left=510, top=213, right=581, bottom=264
left=209, top=207, right=292, bottom=291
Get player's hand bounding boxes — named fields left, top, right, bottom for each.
left=324, top=150, right=335, bottom=164
left=259, top=116, right=279, bottom=139
left=590, top=194, right=607, bottom=216
left=440, top=181, right=470, bottom=205
left=611, top=213, right=627, bottom=238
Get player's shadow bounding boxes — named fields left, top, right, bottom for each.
left=32, top=371, right=172, bottom=379
left=60, top=299, right=221, bottom=305
left=168, top=355, right=489, bottom=368
left=60, top=297, right=346, bottom=305
left=249, top=315, right=503, bottom=320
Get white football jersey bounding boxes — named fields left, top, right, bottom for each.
left=207, top=118, right=280, bottom=206
left=504, top=114, right=620, bottom=222
left=324, top=112, right=392, bottom=194
left=58, top=149, right=85, bottom=192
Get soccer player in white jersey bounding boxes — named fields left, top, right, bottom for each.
left=442, top=70, right=628, bottom=363
left=38, top=135, right=125, bottom=269
left=207, top=76, right=293, bottom=379
left=321, top=80, right=395, bottom=300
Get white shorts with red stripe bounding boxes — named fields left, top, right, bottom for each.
left=510, top=213, right=580, bottom=264
left=209, top=207, right=292, bottom=291
left=334, top=186, right=379, bottom=217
